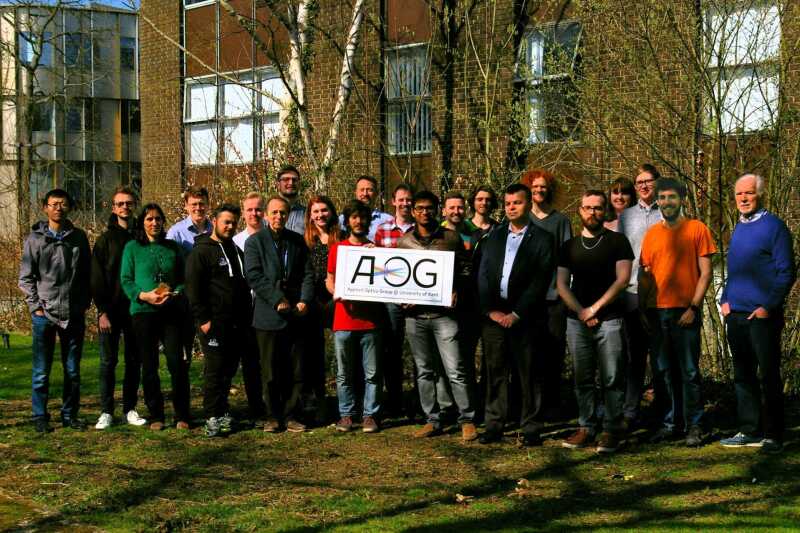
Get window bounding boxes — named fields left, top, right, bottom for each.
left=386, top=45, right=431, bottom=155
left=122, top=100, right=140, bottom=135
left=183, top=70, right=286, bottom=166
left=19, top=31, right=53, bottom=67
left=520, top=21, right=581, bottom=143
left=706, top=5, right=780, bottom=133
left=32, top=101, right=53, bottom=132
left=120, top=37, right=136, bottom=70
left=65, top=33, right=91, bottom=68
left=65, top=102, right=83, bottom=133
left=184, top=0, right=215, bottom=7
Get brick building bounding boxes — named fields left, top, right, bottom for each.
left=140, top=0, right=799, bottom=221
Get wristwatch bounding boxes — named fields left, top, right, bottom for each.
left=689, top=304, right=700, bottom=313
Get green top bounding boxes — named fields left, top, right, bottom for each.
left=120, top=239, right=185, bottom=315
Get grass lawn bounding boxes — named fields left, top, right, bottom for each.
left=1, top=332, right=799, bottom=531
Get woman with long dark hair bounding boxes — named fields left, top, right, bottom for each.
left=302, top=195, right=344, bottom=424
left=120, top=203, right=191, bottom=431
left=604, top=177, right=636, bottom=231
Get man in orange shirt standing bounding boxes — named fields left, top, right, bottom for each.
left=639, top=178, right=716, bottom=447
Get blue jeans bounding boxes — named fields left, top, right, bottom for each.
left=566, top=317, right=626, bottom=433
left=649, top=308, right=704, bottom=431
left=334, top=330, right=381, bottom=418
left=405, top=315, right=475, bottom=426
left=31, top=313, right=86, bottom=421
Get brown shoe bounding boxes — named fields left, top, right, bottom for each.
left=596, top=432, right=620, bottom=454
left=263, top=418, right=280, bottom=433
left=286, top=419, right=307, bottom=433
left=461, top=423, right=478, bottom=441
left=149, top=421, right=164, bottom=431
left=562, top=428, right=594, bottom=449
left=413, top=423, right=440, bottom=438
left=362, top=416, right=379, bottom=433
left=176, top=421, right=190, bottom=430
left=335, top=416, right=353, bottom=432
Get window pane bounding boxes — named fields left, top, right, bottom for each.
left=387, top=101, right=431, bottom=154
left=387, top=46, right=429, bottom=99
left=223, top=77, right=253, bottom=118
left=186, top=82, right=216, bottom=121
left=20, top=31, right=53, bottom=67
left=65, top=33, right=91, bottom=68
left=713, top=68, right=778, bottom=132
left=120, top=37, right=136, bottom=70
left=186, top=123, right=217, bottom=165
left=223, top=119, right=254, bottom=163
left=261, top=76, right=286, bottom=113
left=66, top=104, right=83, bottom=132
left=32, top=102, right=52, bottom=132
left=709, top=6, right=780, bottom=67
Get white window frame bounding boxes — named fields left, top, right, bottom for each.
left=385, top=44, right=432, bottom=155
left=519, top=20, right=582, bottom=144
left=184, top=0, right=216, bottom=9
left=706, top=4, right=781, bottom=134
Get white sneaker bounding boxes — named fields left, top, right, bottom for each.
left=95, top=413, right=113, bottom=430
left=126, top=410, right=147, bottom=426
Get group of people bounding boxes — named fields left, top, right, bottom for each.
left=19, top=163, right=795, bottom=454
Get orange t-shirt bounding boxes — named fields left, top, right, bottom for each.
left=640, top=219, right=717, bottom=308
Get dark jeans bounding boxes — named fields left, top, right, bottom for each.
left=132, top=309, right=191, bottom=423
left=236, top=329, right=266, bottom=419
left=622, top=294, right=648, bottom=419
left=199, top=321, right=248, bottom=419
left=98, top=312, right=140, bottom=415
left=31, top=313, right=85, bottom=422
left=255, top=319, right=305, bottom=421
left=482, top=318, right=544, bottom=436
left=541, top=300, right=567, bottom=408
left=382, top=303, right=406, bottom=414
left=727, top=312, right=785, bottom=440
left=649, top=308, right=704, bottom=431
left=302, top=306, right=327, bottom=418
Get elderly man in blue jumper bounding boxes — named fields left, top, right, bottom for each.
left=719, top=173, right=796, bottom=454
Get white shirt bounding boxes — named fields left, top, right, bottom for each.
left=233, top=221, right=266, bottom=252
left=500, top=224, right=527, bottom=300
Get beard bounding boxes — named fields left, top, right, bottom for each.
left=582, top=217, right=603, bottom=232
left=350, top=227, right=368, bottom=237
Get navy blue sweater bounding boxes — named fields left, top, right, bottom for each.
left=721, top=211, right=796, bottom=312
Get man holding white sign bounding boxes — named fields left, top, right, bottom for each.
left=397, top=191, right=477, bottom=442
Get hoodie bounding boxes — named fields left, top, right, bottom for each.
left=185, top=234, right=252, bottom=327
left=19, top=220, right=91, bottom=328
left=91, top=214, right=134, bottom=317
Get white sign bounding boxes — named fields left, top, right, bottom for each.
left=334, top=246, right=455, bottom=306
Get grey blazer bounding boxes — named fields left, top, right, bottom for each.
left=244, top=227, right=314, bottom=331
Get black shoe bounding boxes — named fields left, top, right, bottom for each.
left=520, top=433, right=542, bottom=447
left=685, top=425, right=703, bottom=447
left=478, top=430, right=503, bottom=445
left=759, top=438, right=784, bottom=455
left=62, top=418, right=87, bottom=430
left=34, top=419, right=52, bottom=433
left=649, top=427, right=675, bottom=444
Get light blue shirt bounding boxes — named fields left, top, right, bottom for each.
left=618, top=200, right=662, bottom=294
left=166, top=216, right=212, bottom=256
left=286, top=201, right=306, bottom=235
left=500, top=224, right=527, bottom=300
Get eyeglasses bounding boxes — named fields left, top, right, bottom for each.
left=580, top=206, right=605, bottom=212
left=413, top=205, right=436, bottom=213
left=635, top=178, right=655, bottom=189
left=46, top=202, right=68, bottom=209
left=114, top=201, right=136, bottom=207
left=279, top=176, right=300, bottom=182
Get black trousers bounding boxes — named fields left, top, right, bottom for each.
left=236, top=329, right=266, bottom=419
left=302, top=306, right=328, bottom=416
left=199, top=321, right=250, bottom=419
left=540, top=299, right=567, bottom=409
left=482, top=318, right=544, bottom=436
left=132, top=309, right=191, bottom=423
left=255, top=318, right=305, bottom=421
left=98, top=311, right=140, bottom=415
left=727, top=312, right=785, bottom=440
left=381, top=303, right=406, bottom=414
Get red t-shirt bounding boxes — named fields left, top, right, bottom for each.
left=327, top=240, right=379, bottom=331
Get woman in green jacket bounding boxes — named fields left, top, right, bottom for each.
left=120, top=203, right=191, bottom=431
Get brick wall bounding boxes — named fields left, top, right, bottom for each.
left=140, top=1, right=182, bottom=204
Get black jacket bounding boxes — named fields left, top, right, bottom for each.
left=90, top=215, right=134, bottom=317
left=244, top=227, right=314, bottom=331
left=478, top=221, right=554, bottom=321
left=185, top=234, right=252, bottom=327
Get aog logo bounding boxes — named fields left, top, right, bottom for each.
left=351, top=255, right=437, bottom=288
